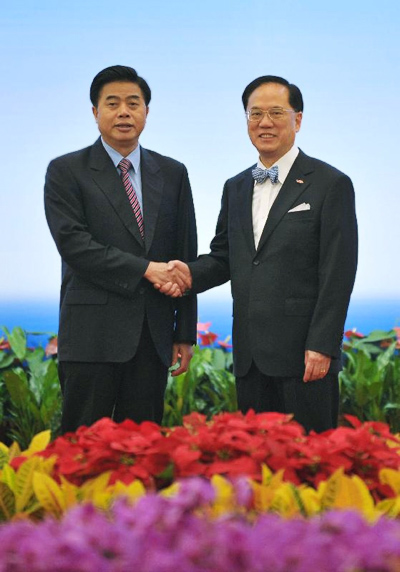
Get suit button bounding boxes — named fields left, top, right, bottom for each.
left=253, top=260, right=260, bottom=266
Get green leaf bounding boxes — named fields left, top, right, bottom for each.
left=3, top=370, right=30, bottom=406
left=26, top=347, right=46, bottom=377
left=43, top=359, right=59, bottom=386
left=26, top=331, right=57, bottom=337
left=377, top=341, right=397, bottom=371
left=211, top=349, right=226, bottom=370
left=3, top=327, right=27, bottom=361
left=384, top=403, right=400, bottom=411
left=0, top=353, right=15, bottom=369
left=156, top=462, right=174, bottom=482
left=360, top=330, right=396, bottom=343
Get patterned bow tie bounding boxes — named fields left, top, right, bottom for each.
left=252, top=165, right=279, bottom=185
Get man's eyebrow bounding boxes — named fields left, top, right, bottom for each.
left=105, top=94, right=141, bottom=100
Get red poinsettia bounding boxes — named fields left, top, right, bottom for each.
left=198, top=332, right=218, bottom=346
left=45, top=336, right=58, bottom=357
left=344, top=329, right=365, bottom=339
left=197, top=322, right=212, bottom=333
left=0, top=339, right=11, bottom=351
left=11, top=412, right=400, bottom=500
left=217, top=337, right=232, bottom=349
left=380, top=327, right=400, bottom=349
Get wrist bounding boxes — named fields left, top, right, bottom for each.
left=143, top=261, right=153, bottom=281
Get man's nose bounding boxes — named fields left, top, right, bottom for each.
left=259, top=111, right=274, bottom=126
left=118, top=105, right=130, bottom=116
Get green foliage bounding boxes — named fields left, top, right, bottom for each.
left=339, top=329, right=400, bottom=432
left=1, top=323, right=399, bottom=445
left=162, top=345, right=237, bottom=427
left=0, top=327, right=61, bottom=449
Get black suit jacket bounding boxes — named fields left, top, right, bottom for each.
left=44, top=138, right=197, bottom=366
left=189, top=150, right=358, bottom=377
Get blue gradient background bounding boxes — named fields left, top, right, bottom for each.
left=1, top=0, right=399, bottom=337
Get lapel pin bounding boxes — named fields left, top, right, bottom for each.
left=296, top=179, right=304, bottom=184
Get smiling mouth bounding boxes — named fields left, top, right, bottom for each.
left=259, top=134, right=275, bottom=138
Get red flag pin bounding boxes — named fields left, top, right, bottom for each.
left=296, top=179, right=304, bottom=184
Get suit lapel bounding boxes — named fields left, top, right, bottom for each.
left=256, top=151, right=313, bottom=253
left=140, top=148, right=163, bottom=255
left=238, top=168, right=257, bottom=256
left=89, top=139, right=144, bottom=247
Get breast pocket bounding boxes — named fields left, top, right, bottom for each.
left=282, top=210, right=314, bottom=222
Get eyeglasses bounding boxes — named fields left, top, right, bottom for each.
left=246, top=107, right=297, bottom=122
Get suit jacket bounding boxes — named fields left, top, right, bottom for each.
left=44, top=138, right=197, bottom=366
left=189, top=149, right=358, bottom=377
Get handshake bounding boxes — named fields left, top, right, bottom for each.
left=144, top=260, right=192, bottom=298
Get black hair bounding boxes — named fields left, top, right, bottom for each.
left=242, top=75, right=303, bottom=112
left=90, top=65, right=151, bottom=107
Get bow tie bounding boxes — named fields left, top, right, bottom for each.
left=252, top=165, right=279, bottom=185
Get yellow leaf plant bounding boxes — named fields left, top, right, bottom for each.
left=2, top=433, right=400, bottom=523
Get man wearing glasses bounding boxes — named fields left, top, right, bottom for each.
left=160, top=75, right=358, bottom=433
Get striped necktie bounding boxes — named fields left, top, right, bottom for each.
left=118, top=158, right=144, bottom=239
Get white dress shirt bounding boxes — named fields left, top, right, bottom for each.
left=252, top=145, right=299, bottom=248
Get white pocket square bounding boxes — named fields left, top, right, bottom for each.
left=288, top=202, right=311, bottom=213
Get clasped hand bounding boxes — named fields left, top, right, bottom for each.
left=144, top=260, right=192, bottom=298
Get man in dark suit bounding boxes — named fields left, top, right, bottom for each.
left=44, top=65, right=197, bottom=432
left=160, top=76, right=357, bottom=432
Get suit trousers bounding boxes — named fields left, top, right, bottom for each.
left=58, top=320, right=168, bottom=433
left=236, top=362, right=339, bottom=433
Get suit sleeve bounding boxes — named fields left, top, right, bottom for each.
left=188, top=181, right=231, bottom=293
left=44, top=158, right=149, bottom=297
left=173, top=166, right=198, bottom=344
left=305, top=174, right=358, bottom=357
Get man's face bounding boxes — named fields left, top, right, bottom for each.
left=92, top=81, right=148, bottom=155
left=246, top=83, right=302, bottom=167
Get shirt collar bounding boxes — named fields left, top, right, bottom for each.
left=101, top=138, right=141, bottom=173
left=257, top=145, right=299, bottom=185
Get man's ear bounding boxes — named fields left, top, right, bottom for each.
left=92, top=106, right=98, bottom=122
left=295, top=111, right=303, bottom=133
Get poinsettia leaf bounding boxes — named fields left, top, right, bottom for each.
left=157, top=463, right=175, bottom=482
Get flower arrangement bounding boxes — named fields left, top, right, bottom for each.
left=29, top=412, right=400, bottom=495
left=2, top=412, right=400, bottom=522
left=1, top=413, right=400, bottom=569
